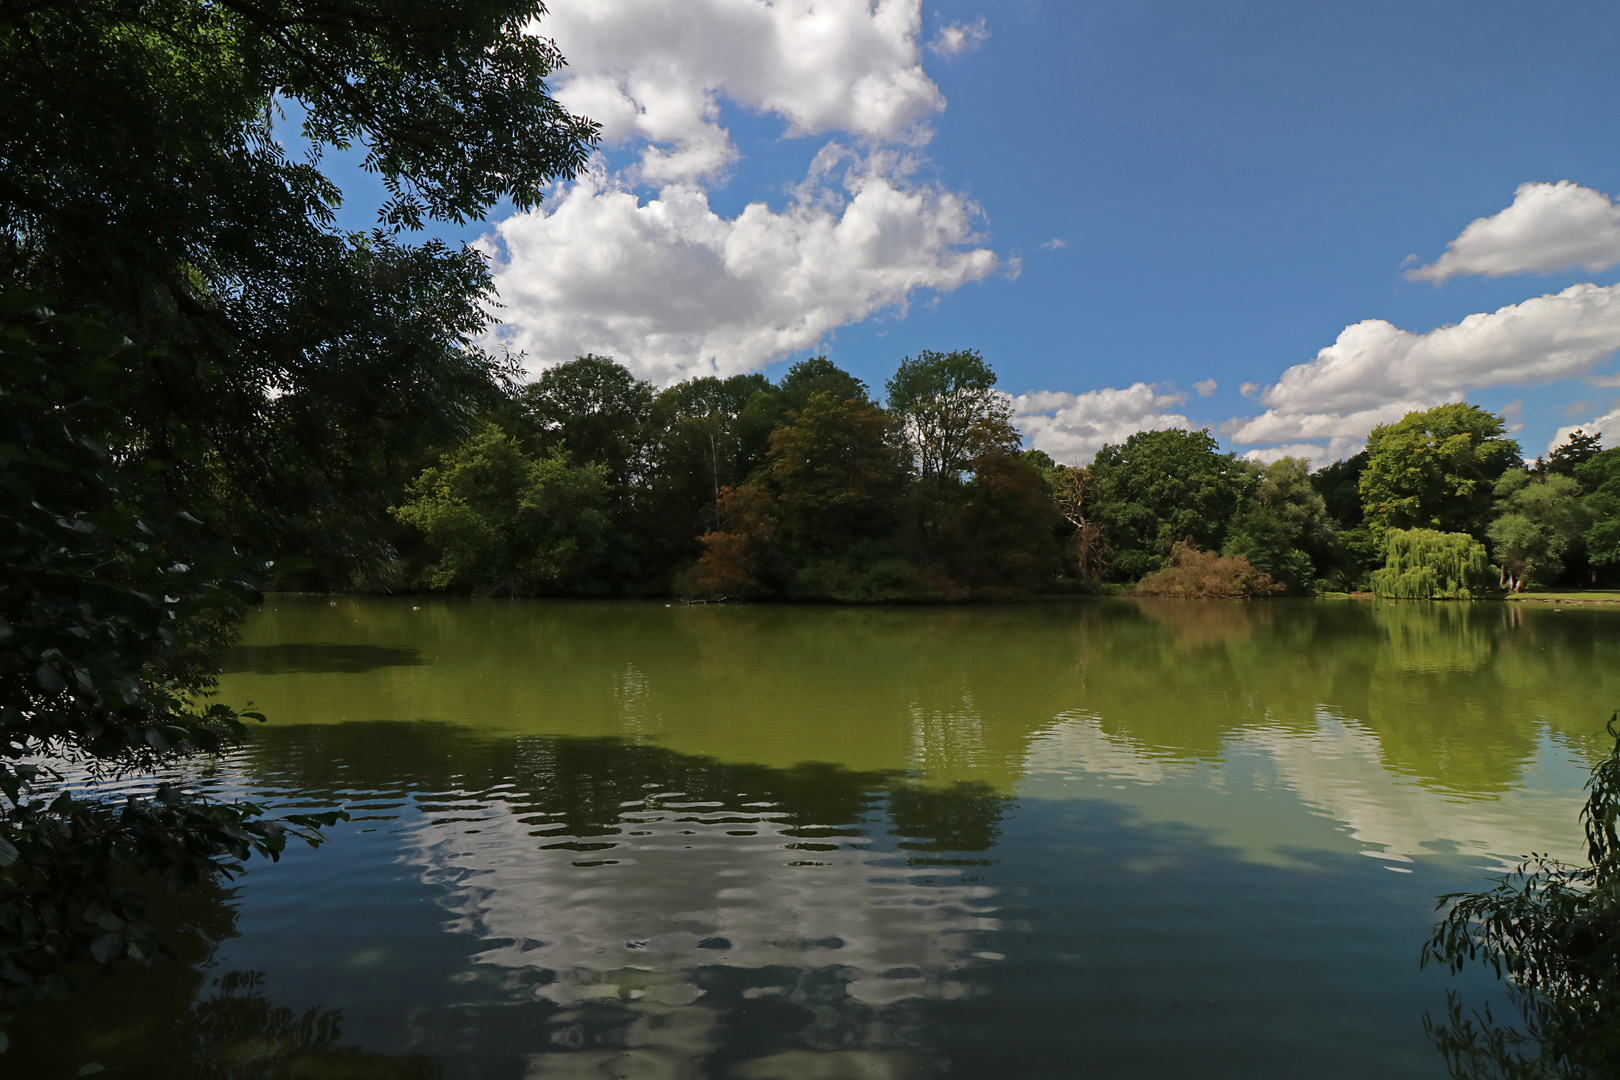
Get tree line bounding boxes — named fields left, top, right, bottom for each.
left=387, top=350, right=1067, bottom=601
left=382, top=362, right=1620, bottom=601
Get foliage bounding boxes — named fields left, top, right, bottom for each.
left=1131, top=543, right=1281, bottom=598
left=1360, top=404, right=1522, bottom=542
left=1, top=0, right=597, bottom=1015
left=1312, top=451, right=1369, bottom=529
left=3, top=0, right=596, bottom=269
left=1543, top=429, right=1604, bottom=482
left=639, top=373, right=778, bottom=575
left=3, top=0, right=594, bottom=587
left=786, top=557, right=950, bottom=603
left=391, top=425, right=610, bottom=597
left=1223, top=457, right=1337, bottom=594
left=1026, top=453, right=1111, bottom=581
left=778, top=355, right=872, bottom=410
left=1224, top=506, right=1316, bottom=595
left=1576, top=450, right=1620, bottom=573
left=675, top=485, right=782, bottom=602
left=939, top=445, right=1067, bottom=594
left=0, top=299, right=341, bottom=1013
left=1090, top=429, right=1248, bottom=580
left=1423, top=717, right=1620, bottom=1079
left=1308, top=452, right=1386, bottom=589
left=885, top=349, right=1010, bottom=483
left=1488, top=471, right=1591, bottom=593
left=514, top=355, right=654, bottom=491
left=657, top=359, right=1062, bottom=605
left=1, top=787, right=339, bottom=1018
left=1334, top=525, right=1383, bottom=592
left=765, top=392, right=909, bottom=556
left=244, top=237, right=524, bottom=589
left=1371, top=528, right=1494, bottom=600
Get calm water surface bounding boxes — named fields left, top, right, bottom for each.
left=13, top=596, right=1620, bottom=1078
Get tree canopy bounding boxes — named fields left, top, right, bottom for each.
left=1425, top=717, right=1620, bottom=1077
left=1089, top=429, right=1249, bottom=580
left=1222, top=457, right=1334, bottom=594
left=1360, top=403, right=1522, bottom=542
left=1, top=0, right=598, bottom=1014
left=885, top=349, right=1009, bottom=483
left=1488, top=469, right=1590, bottom=592
left=1577, top=448, right=1620, bottom=571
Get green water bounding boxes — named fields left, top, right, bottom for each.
left=11, top=596, right=1618, bottom=1078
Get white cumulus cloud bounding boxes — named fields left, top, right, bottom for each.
left=483, top=149, right=999, bottom=383
left=1407, top=181, right=1620, bottom=284
left=1240, top=444, right=1336, bottom=469
left=1193, top=378, right=1218, bottom=397
left=1227, top=283, right=1620, bottom=460
left=1011, top=384, right=1196, bottom=465
left=481, top=1, right=1001, bottom=381
left=545, top=0, right=943, bottom=184
left=929, top=18, right=989, bottom=57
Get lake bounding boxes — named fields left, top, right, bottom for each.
left=11, top=595, right=1618, bottom=1078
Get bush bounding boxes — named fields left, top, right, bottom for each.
left=1371, top=528, right=1493, bottom=600
left=1423, top=716, right=1620, bottom=1077
left=1130, top=542, right=1281, bottom=598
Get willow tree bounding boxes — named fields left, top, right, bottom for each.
left=1371, top=528, right=1494, bottom=599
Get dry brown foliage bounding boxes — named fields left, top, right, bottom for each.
left=1131, top=541, right=1282, bottom=599
left=674, top=484, right=780, bottom=600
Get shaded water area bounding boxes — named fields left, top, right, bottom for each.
left=12, top=596, right=1620, bottom=1078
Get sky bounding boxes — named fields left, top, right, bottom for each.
left=309, top=0, right=1620, bottom=467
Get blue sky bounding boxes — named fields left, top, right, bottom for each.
left=312, top=0, right=1620, bottom=465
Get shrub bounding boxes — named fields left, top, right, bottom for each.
left=1423, top=716, right=1620, bottom=1077
left=1370, top=528, right=1493, bottom=600
left=1130, top=542, right=1281, bottom=598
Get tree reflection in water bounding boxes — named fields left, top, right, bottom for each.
left=27, top=595, right=1617, bottom=1077
left=10, top=729, right=1012, bottom=1079
left=319, top=732, right=1009, bottom=1078
left=179, top=970, right=439, bottom=1080
left=6, top=871, right=438, bottom=1078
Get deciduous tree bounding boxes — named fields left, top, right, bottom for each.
left=1090, top=429, right=1248, bottom=580
left=514, top=355, right=654, bottom=490
left=392, top=425, right=611, bottom=597
left=1223, top=457, right=1338, bottom=594
left=765, top=392, right=909, bottom=556
left=1578, top=449, right=1620, bottom=576
left=1360, top=404, right=1521, bottom=542
left=1488, top=470, right=1591, bottom=592
left=885, top=349, right=1010, bottom=483
left=1, top=0, right=598, bottom=1010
